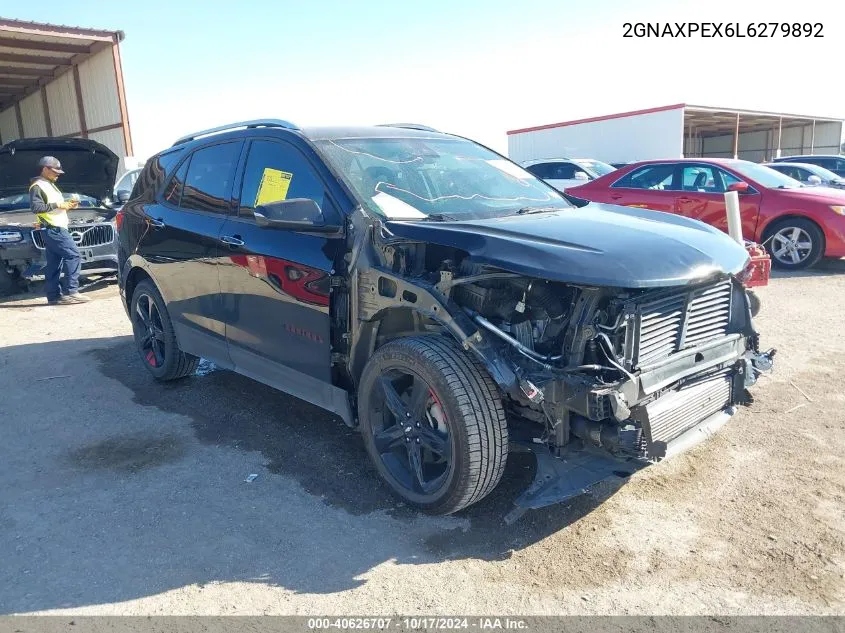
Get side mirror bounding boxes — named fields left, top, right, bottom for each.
left=573, top=171, right=590, bottom=181
left=727, top=181, right=750, bottom=193
left=117, top=190, right=131, bottom=203
left=806, top=175, right=822, bottom=186
left=254, top=198, right=341, bottom=233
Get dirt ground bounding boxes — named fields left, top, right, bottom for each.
left=0, top=262, right=843, bottom=615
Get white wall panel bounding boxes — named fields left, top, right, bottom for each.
left=88, top=127, right=125, bottom=158
left=45, top=71, right=80, bottom=136
left=0, top=107, right=18, bottom=142
left=19, top=92, right=47, bottom=138
left=78, top=49, right=121, bottom=130
left=508, top=108, right=685, bottom=164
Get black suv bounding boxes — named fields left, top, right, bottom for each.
left=118, top=120, right=774, bottom=519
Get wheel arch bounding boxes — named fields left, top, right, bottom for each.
left=351, top=268, right=519, bottom=395
left=760, top=213, right=826, bottom=246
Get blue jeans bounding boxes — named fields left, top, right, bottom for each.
left=42, top=226, right=81, bottom=301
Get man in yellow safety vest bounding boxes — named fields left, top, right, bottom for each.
left=29, top=156, right=91, bottom=305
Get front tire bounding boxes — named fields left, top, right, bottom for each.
left=0, top=265, right=23, bottom=297
left=358, top=336, right=508, bottom=515
left=130, top=279, right=199, bottom=380
left=764, top=218, right=824, bottom=270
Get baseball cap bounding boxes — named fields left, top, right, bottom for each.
left=38, top=156, right=65, bottom=174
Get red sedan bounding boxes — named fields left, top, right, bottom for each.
left=567, top=158, right=845, bottom=269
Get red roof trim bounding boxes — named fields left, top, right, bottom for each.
left=506, top=103, right=687, bottom=136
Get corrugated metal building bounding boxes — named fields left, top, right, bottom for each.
left=507, top=104, right=843, bottom=165
left=0, top=19, right=133, bottom=165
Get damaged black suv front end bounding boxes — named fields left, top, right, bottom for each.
left=450, top=270, right=774, bottom=520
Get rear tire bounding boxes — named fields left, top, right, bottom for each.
left=764, top=218, right=824, bottom=270
left=358, top=335, right=508, bottom=515
left=130, top=279, right=199, bottom=381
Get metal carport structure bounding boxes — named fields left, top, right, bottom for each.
left=683, top=104, right=842, bottom=162
left=507, top=104, right=843, bottom=165
left=0, top=18, right=133, bottom=160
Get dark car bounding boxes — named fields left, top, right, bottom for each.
left=117, top=120, right=774, bottom=519
left=763, top=162, right=845, bottom=190
left=0, top=137, right=123, bottom=295
left=772, top=154, right=845, bottom=178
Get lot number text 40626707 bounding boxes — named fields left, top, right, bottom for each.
left=623, top=22, right=823, bottom=38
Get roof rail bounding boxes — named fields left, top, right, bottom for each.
left=377, top=123, right=440, bottom=133
left=172, top=119, right=298, bottom=146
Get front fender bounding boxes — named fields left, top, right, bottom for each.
left=351, top=267, right=518, bottom=393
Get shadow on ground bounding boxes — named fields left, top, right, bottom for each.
left=0, top=336, right=615, bottom=613
left=770, top=257, right=845, bottom=280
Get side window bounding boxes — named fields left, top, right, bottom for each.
left=612, top=164, right=675, bottom=190
left=813, top=158, right=836, bottom=170
left=180, top=142, right=241, bottom=213
left=836, top=159, right=845, bottom=173
left=681, top=165, right=722, bottom=192
left=548, top=162, right=577, bottom=180
left=793, top=167, right=812, bottom=181
left=163, top=159, right=189, bottom=206
left=717, top=169, right=742, bottom=189
left=525, top=163, right=554, bottom=179
left=238, top=140, right=328, bottom=219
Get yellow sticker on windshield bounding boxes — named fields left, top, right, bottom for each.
left=254, top=168, right=293, bottom=206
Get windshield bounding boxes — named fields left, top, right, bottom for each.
left=0, top=192, right=99, bottom=213
left=314, top=137, right=572, bottom=220
left=573, top=159, right=616, bottom=177
left=729, top=161, right=804, bottom=189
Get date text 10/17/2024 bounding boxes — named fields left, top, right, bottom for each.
left=307, top=618, right=529, bottom=630
left=623, top=22, right=823, bottom=38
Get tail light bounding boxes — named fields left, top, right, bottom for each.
left=115, top=209, right=125, bottom=231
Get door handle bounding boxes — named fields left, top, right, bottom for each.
left=220, top=235, right=245, bottom=247
left=610, top=194, right=623, bottom=200
left=148, top=217, right=165, bottom=228
left=677, top=196, right=692, bottom=202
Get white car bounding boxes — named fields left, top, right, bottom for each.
left=113, top=167, right=142, bottom=201
left=521, top=158, right=616, bottom=192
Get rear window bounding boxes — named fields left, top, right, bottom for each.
left=134, top=149, right=184, bottom=201
left=612, top=164, right=676, bottom=190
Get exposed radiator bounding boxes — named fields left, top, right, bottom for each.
left=627, top=280, right=733, bottom=369
left=634, top=369, right=733, bottom=459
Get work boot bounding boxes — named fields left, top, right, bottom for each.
left=65, top=293, right=91, bottom=303
left=48, top=296, right=75, bottom=305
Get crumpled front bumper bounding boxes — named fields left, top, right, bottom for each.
left=506, top=338, right=775, bottom=522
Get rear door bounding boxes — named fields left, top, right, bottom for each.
left=603, top=163, right=679, bottom=212
left=217, top=138, right=343, bottom=386
left=137, top=141, right=242, bottom=365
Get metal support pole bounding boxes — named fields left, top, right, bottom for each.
left=810, top=119, right=816, bottom=153
left=725, top=191, right=743, bottom=245
left=776, top=117, right=782, bottom=158
left=733, top=113, right=740, bottom=159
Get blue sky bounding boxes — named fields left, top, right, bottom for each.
left=6, top=0, right=843, bottom=159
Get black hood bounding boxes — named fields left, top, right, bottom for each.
left=0, top=137, right=118, bottom=202
left=384, top=203, right=751, bottom=289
